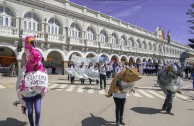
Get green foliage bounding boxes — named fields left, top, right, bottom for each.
left=187, top=3, right=194, bottom=48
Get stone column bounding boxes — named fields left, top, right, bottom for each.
left=61, top=61, right=65, bottom=75
left=17, top=60, right=21, bottom=76
left=63, top=61, right=69, bottom=75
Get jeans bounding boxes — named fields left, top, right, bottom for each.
left=113, top=97, right=126, bottom=123
left=24, top=94, right=42, bottom=126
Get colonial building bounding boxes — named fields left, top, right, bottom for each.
left=0, top=0, right=193, bottom=75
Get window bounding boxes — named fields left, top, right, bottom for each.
left=99, top=30, right=107, bottom=42
left=86, top=27, right=94, bottom=40
left=139, top=42, right=141, bottom=48
left=48, top=18, right=61, bottom=34
left=121, top=36, right=127, bottom=46
left=149, top=43, right=152, bottom=50
left=24, top=12, right=39, bottom=31
left=0, top=6, right=13, bottom=27
left=70, top=23, right=80, bottom=38
left=112, top=33, right=118, bottom=44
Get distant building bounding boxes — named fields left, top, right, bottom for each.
left=0, top=0, right=193, bottom=74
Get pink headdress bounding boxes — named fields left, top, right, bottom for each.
left=24, top=36, right=45, bottom=73
left=24, top=36, right=37, bottom=50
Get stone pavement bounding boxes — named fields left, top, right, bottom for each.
left=0, top=74, right=194, bottom=101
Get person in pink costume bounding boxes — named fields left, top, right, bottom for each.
left=14, top=36, right=48, bottom=126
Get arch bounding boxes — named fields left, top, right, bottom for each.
left=47, top=16, right=63, bottom=27
left=45, top=51, right=63, bottom=74
left=22, top=10, right=43, bottom=22
left=86, top=26, right=96, bottom=40
left=137, top=38, right=142, bottom=48
left=99, top=53, right=109, bottom=62
left=45, top=49, right=65, bottom=61
left=129, top=56, right=135, bottom=64
left=121, top=35, right=127, bottom=46
left=147, top=57, right=153, bottom=64
left=120, top=55, right=128, bottom=64
left=142, top=57, right=147, bottom=63
left=70, top=22, right=82, bottom=38
left=142, top=40, right=147, bottom=49
left=135, top=57, right=142, bottom=64
left=110, top=54, right=119, bottom=62
left=99, top=29, right=108, bottom=42
left=111, top=32, right=118, bottom=44
left=47, top=17, right=62, bottom=34
left=129, top=36, right=135, bottom=47
left=85, top=52, right=97, bottom=58
left=153, top=59, right=158, bottom=64
left=148, top=42, right=152, bottom=51
left=158, top=59, right=163, bottom=65
left=67, top=51, right=84, bottom=61
left=0, top=46, right=17, bottom=67
left=0, top=2, right=17, bottom=16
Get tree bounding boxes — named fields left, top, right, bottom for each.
left=187, top=3, right=194, bottom=49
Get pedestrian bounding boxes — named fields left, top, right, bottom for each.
left=191, top=65, right=194, bottom=90
left=157, top=65, right=179, bottom=115
left=105, top=68, right=141, bottom=126
left=88, top=62, right=94, bottom=84
left=99, top=61, right=106, bottom=89
left=10, top=61, right=16, bottom=77
left=13, top=36, right=48, bottom=126
left=69, top=61, right=75, bottom=84
left=80, top=62, right=85, bottom=84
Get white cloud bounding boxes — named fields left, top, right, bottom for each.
left=113, top=6, right=142, bottom=18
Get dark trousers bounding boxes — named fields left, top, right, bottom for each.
left=24, top=94, right=42, bottom=126
left=70, top=76, right=74, bottom=84
left=80, top=78, right=85, bottom=84
left=100, top=74, right=106, bottom=89
left=106, top=71, right=111, bottom=79
left=192, top=73, right=194, bottom=89
left=113, top=97, right=126, bottom=123
left=162, top=90, right=175, bottom=112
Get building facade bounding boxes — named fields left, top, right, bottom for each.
left=0, top=0, right=193, bottom=75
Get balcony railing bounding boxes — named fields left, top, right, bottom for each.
left=121, top=45, right=130, bottom=51
left=99, top=42, right=111, bottom=49
left=111, top=44, right=120, bottom=50
left=85, top=39, right=99, bottom=48
left=22, top=29, right=44, bottom=40
left=0, top=26, right=19, bottom=37
left=47, top=33, right=66, bottom=43
left=68, top=37, right=85, bottom=46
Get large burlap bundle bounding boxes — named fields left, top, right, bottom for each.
left=105, top=67, right=141, bottom=97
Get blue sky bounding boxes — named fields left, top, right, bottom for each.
left=70, top=0, right=194, bottom=45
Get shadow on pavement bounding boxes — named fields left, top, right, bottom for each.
left=81, top=113, right=116, bottom=126
left=131, top=107, right=162, bottom=114
left=0, top=117, right=28, bottom=126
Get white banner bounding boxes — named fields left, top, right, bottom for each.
left=71, top=55, right=98, bottom=65
left=65, top=68, right=99, bottom=80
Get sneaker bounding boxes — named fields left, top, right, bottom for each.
left=116, top=122, right=120, bottom=126
left=167, top=111, right=174, bottom=116
left=120, top=121, right=125, bottom=125
left=162, top=107, right=166, bottom=110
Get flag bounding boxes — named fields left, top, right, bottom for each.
left=167, top=31, right=170, bottom=43
left=162, top=30, right=165, bottom=40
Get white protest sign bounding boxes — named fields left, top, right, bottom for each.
left=24, top=71, right=48, bottom=87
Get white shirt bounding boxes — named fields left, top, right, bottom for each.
left=113, top=81, right=135, bottom=99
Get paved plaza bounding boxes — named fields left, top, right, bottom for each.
left=0, top=75, right=194, bottom=126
